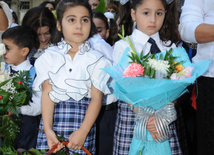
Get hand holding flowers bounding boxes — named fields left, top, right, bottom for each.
left=119, top=26, right=193, bottom=80
left=0, top=43, right=35, bottom=147
left=103, top=25, right=211, bottom=155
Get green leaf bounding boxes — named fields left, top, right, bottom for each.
left=0, top=89, right=10, bottom=105
left=94, top=0, right=106, bottom=13
left=159, top=54, right=163, bottom=60
left=128, top=55, right=135, bottom=62
left=150, top=68, right=156, bottom=78
left=0, top=116, right=21, bottom=147
left=127, top=36, right=137, bottom=55
left=122, top=25, right=125, bottom=37
left=118, top=34, right=127, bottom=42
left=140, top=51, right=143, bottom=60
left=28, top=148, right=45, bottom=155
left=0, top=79, right=11, bottom=87
left=0, top=146, right=18, bottom=155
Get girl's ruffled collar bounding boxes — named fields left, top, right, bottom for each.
left=57, top=39, right=91, bottom=55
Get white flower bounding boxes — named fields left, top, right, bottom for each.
left=0, top=43, right=6, bottom=55
left=0, top=62, right=5, bottom=73
left=148, top=58, right=170, bottom=74
left=0, top=74, right=6, bottom=82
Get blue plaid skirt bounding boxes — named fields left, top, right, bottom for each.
left=36, top=97, right=96, bottom=155
left=113, top=101, right=136, bottom=155
left=113, top=101, right=182, bottom=155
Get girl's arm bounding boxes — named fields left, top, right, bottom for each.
left=195, top=24, right=214, bottom=43
left=42, top=80, right=64, bottom=152
left=67, top=84, right=103, bottom=150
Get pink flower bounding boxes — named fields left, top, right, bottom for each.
left=170, top=67, right=194, bottom=80
left=123, top=63, right=145, bottom=78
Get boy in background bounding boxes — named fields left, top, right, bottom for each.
left=2, top=26, right=41, bottom=150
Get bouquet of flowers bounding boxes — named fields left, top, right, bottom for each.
left=0, top=43, right=34, bottom=147
left=103, top=26, right=211, bottom=155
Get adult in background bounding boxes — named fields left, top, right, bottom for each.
left=179, top=1, right=214, bottom=155
left=22, top=6, right=56, bottom=65
left=0, top=1, right=12, bottom=42
left=39, top=1, right=55, bottom=11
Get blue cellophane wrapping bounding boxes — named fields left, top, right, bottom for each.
left=102, top=47, right=211, bottom=155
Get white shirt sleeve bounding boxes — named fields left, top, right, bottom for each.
left=112, top=40, right=127, bottom=65
left=19, top=91, right=42, bottom=116
left=93, top=40, right=113, bottom=64
left=178, top=0, right=204, bottom=43
left=91, top=56, right=112, bottom=95
left=33, top=51, right=56, bottom=91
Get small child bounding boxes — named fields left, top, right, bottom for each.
left=2, top=26, right=41, bottom=150
left=112, top=0, right=184, bottom=154
left=35, top=0, right=112, bottom=154
left=88, top=0, right=100, bottom=12
left=92, top=11, right=118, bottom=46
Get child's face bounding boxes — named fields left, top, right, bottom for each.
left=45, top=3, right=54, bottom=11
left=2, top=39, right=27, bottom=66
left=88, top=0, right=99, bottom=11
left=131, top=0, right=165, bottom=36
left=37, top=26, right=51, bottom=49
left=93, top=18, right=109, bottom=40
left=57, top=6, right=91, bottom=46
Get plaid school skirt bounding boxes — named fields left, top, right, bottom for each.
left=36, top=97, right=96, bottom=155
left=113, top=101, right=182, bottom=155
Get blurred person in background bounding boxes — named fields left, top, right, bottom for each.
left=0, top=1, right=12, bottom=43
left=39, top=1, right=55, bottom=11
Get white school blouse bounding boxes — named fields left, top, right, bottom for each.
left=179, top=0, right=214, bottom=77
left=113, top=29, right=176, bottom=64
left=88, top=34, right=113, bottom=64
left=34, top=39, right=112, bottom=103
left=6, top=60, right=41, bottom=116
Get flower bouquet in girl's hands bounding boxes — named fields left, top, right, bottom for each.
left=0, top=43, right=35, bottom=147
left=102, top=26, right=211, bottom=155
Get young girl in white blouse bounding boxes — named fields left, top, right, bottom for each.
left=35, top=0, right=111, bottom=154
left=112, top=0, right=184, bottom=155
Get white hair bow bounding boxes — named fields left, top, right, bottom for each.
left=120, top=0, right=129, bottom=5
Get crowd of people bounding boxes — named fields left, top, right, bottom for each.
left=0, top=0, right=213, bottom=155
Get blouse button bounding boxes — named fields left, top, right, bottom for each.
left=69, top=68, right=72, bottom=72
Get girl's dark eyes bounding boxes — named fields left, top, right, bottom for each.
left=82, top=19, right=88, bottom=23
left=143, top=12, right=149, bottom=15
left=69, top=18, right=75, bottom=22
left=157, top=12, right=163, bottom=16
left=45, top=32, right=50, bottom=35
left=97, top=30, right=102, bottom=33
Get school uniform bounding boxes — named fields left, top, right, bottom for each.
left=88, top=33, right=114, bottom=63
left=35, top=39, right=112, bottom=155
left=112, top=29, right=182, bottom=155
left=6, top=59, right=40, bottom=150
left=89, top=34, right=118, bottom=155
